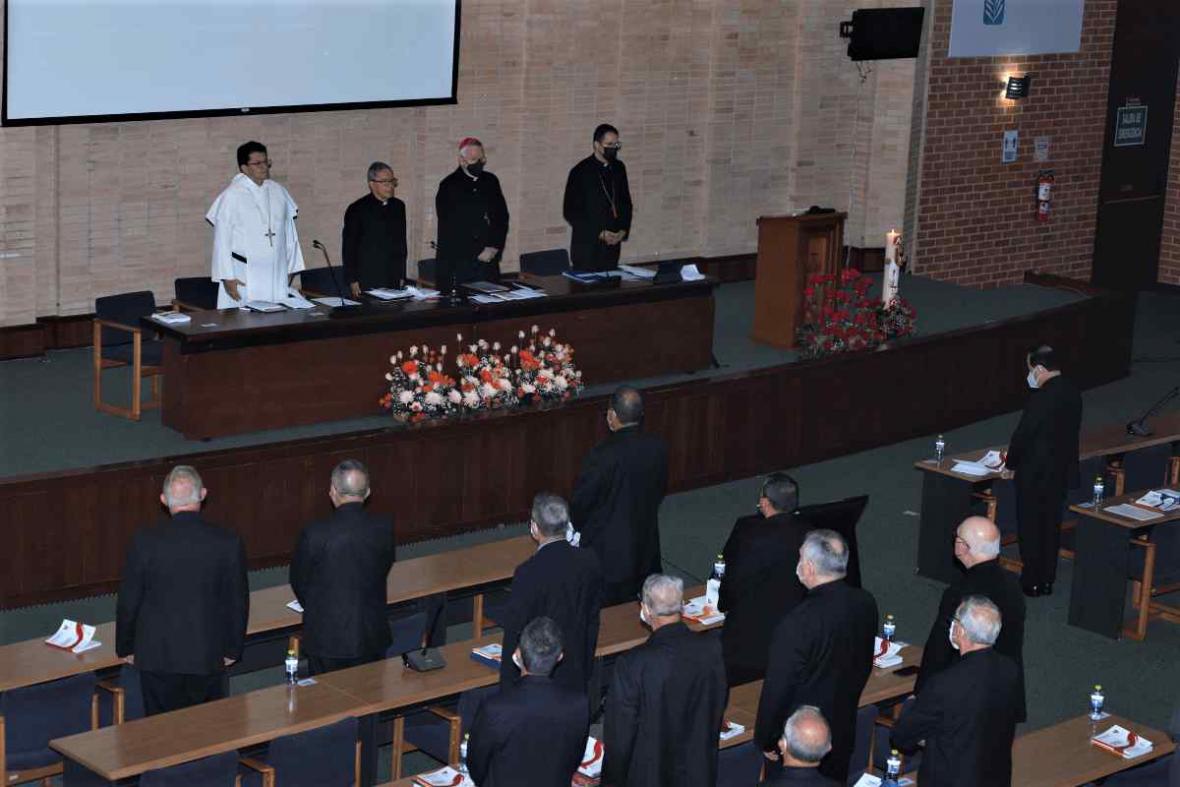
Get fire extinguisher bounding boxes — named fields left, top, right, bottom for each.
left=1036, top=170, right=1054, bottom=222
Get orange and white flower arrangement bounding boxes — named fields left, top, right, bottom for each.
left=379, top=343, right=461, bottom=421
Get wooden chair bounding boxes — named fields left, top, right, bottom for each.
left=92, top=290, right=163, bottom=421
left=0, top=673, right=99, bottom=786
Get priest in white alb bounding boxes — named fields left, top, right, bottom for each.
left=207, top=140, right=305, bottom=308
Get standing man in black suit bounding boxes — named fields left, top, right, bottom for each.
left=893, top=596, right=1021, bottom=787
left=718, top=472, right=811, bottom=686
left=602, top=575, right=728, bottom=787
left=917, top=516, right=1026, bottom=721
left=468, top=617, right=590, bottom=787
left=763, top=707, right=841, bottom=786
left=116, top=465, right=248, bottom=716
left=290, top=459, right=395, bottom=675
left=435, top=136, right=510, bottom=289
left=563, top=123, right=633, bottom=272
left=572, top=386, right=668, bottom=606
left=1005, top=344, right=1083, bottom=597
left=342, top=162, right=407, bottom=297
left=755, top=530, right=878, bottom=783
left=500, top=493, right=602, bottom=691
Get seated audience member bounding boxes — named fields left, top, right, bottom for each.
left=603, top=574, right=728, bottom=787
left=499, top=493, right=602, bottom=690
left=467, top=617, right=589, bottom=787
left=763, top=706, right=841, bottom=785
left=718, top=472, right=811, bottom=686
left=892, top=595, right=1021, bottom=787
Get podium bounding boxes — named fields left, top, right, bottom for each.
left=751, top=212, right=846, bottom=349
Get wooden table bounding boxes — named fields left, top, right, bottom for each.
left=1067, top=491, right=1180, bottom=639
left=1011, top=714, right=1175, bottom=786
left=149, top=275, right=716, bottom=438
left=0, top=536, right=533, bottom=693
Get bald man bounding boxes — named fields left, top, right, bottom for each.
left=764, top=707, right=840, bottom=785
left=916, top=516, right=1026, bottom=721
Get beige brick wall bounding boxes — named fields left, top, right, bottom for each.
left=0, top=0, right=914, bottom=326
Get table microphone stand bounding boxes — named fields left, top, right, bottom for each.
left=1126, top=385, right=1179, bottom=437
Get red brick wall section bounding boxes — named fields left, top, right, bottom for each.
left=1160, top=74, right=1180, bottom=286
left=910, top=0, right=1117, bottom=287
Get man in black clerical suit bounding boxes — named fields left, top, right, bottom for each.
left=763, top=707, right=841, bottom=786
left=755, top=530, right=877, bottom=783
left=435, top=136, right=509, bottom=290
left=718, top=472, right=812, bottom=686
left=893, top=596, right=1021, bottom=787
left=571, top=386, right=669, bottom=606
left=290, top=459, right=395, bottom=675
left=116, top=465, right=248, bottom=717
left=499, top=493, right=602, bottom=691
left=917, top=515, right=1026, bottom=721
left=468, top=617, right=589, bottom=787
left=342, top=161, right=407, bottom=297
left=602, top=575, right=728, bottom=787
left=1005, top=344, right=1083, bottom=596
left=563, top=123, right=633, bottom=272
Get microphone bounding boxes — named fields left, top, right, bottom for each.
left=310, top=239, right=359, bottom=313
left=1126, top=385, right=1180, bottom=437
left=402, top=596, right=448, bottom=672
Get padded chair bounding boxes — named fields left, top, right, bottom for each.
left=519, top=248, right=571, bottom=277
left=796, top=495, right=869, bottom=588
left=96, top=663, right=146, bottom=725
left=395, top=685, right=495, bottom=779
left=716, top=741, right=763, bottom=787
left=299, top=266, right=347, bottom=298
left=0, top=673, right=98, bottom=786
left=140, top=751, right=240, bottom=786
left=240, top=717, right=360, bottom=787
left=93, top=290, right=164, bottom=421
left=173, top=276, right=219, bottom=311
left=415, top=258, right=437, bottom=288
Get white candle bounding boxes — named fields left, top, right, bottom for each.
left=885, top=229, right=900, bottom=264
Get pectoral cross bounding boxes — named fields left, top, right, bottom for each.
left=264, top=228, right=276, bottom=247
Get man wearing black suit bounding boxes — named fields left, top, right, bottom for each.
left=435, top=137, right=510, bottom=288
left=755, top=530, right=878, bottom=783
left=893, top=596, right=1021, bottom=787
left=763, top=707, right=841, bottom=786
left=917, top=516, right=1026, bottom=721
left=1005, top=344, right=1083, bottom=596
left=116, top=466, right=248, bottom=717
left=342, top=162, right=407, bottom=297
left=290, top=459, right=395, bottom=675
left=718, top=473, right=811, bottom=686
left=562, top=123, right=633, bottom=272
left=572, top=386, right=669, bottom=606
left=500, top=493, right=602, bottom=691
left=603, top=574, right=728, bottom=787
left=468, top=617, right=590, bottom=787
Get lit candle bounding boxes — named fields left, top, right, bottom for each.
left=885, top=229, right=900, bottom=263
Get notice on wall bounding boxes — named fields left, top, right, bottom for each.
left=1114, top=103, right=1148, bottom=147
left=1002, top=130, right=1019, bottom=164
left=1034, top=136, right=1051, bottom=162
left=949, top=0, right=1083, bottom=58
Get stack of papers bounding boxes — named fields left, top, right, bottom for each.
left=719, top=720, right=746, bottom=741
left=618, top=264, right=656, bottom=280
left=1136, top=489, right=1180, bottom=512
left=406, top=285, right=440, bottom=299
left=1105, top=504, right=1164, bottom=522
left=244, top=300, right=285, bottom=312
left=574, top=737, right=604, bottom=786
left=46, top=619, right=101, bottom=654
left=471, top=643, right=503, bottom=668
left=365, top=288, right=414, bottom=301
left=1092, top=725, right=1154, bottom=759
left=279, top=293, right=316, bottom=309
left=873, top=637, right=905, bottom=669
left=470, top=287, right=548, bottom=305
left=150, top=311, right=191, bottom=325
left=950, top=461, right=994, bottom=477
left=413, top=766, right=473, bottom=786
left=853, top=775, right=915, bottom=787
left=682, top=596, right=725, bottom=626
left=311, top=296, right=362, bottom=307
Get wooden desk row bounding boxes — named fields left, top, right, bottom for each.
left=0, top=535, right=534, bottom=693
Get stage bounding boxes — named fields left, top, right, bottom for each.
left=0, top=273, right=1134, bottom=606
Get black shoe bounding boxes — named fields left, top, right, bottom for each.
left=1022, top=584, right=1042, bottom=597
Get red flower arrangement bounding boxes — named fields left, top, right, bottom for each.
left=379, top=344, right=461, bottom=422
left=513, top=325, right=584, bottom=403
left=797, top=269, right=917, bottom=359
left=454, top=337, right=516, bottom=411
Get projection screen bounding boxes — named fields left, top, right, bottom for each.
left=3, top=0, right=460, bottom=125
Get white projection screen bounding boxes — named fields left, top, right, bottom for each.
left=3, top=0, right=460, bottom=125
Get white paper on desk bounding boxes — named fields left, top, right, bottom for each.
left=853, top=775, right=915, bottom=787
left=286, top=600, right=304, bottom=614
left=1093, top=725, right=1155, bottom=759
left=504, top=286, right=546, bottom=300
left=312, top=296, right=361, bottom=307
left=873, top=637, right=905, bottom=668
left=681, top=263, right=705, bottom=281
left=1137, top=490, right=1180, bottom=511
left=406, top=285, right=440, bottom=300
left=470, top=294, right=503, bottom=305
left=1105, top=503, right=1164, bottom=522
left=151, top=311, right=192, bottom=325
left=279, top=291, right=316, bottom=309
left=683, top=596, right=725, bottom=625
left=244, top=300, right=285, bottom=312
left=365, top=288, right=414, bottom=301
left=979, top=450, right=1006, bottom=470
left=413, top=765, right=474, bottom=786
left=46, top=619, right=99, bottom=653
left=951, top=461, right=993, bottom=477
left=719, top=720, right=746, bottom=741
left=619, top=264, right=656, bottom=280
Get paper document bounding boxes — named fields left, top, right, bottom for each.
left=46, top=619, right=100, bottom=653
left=719, top=720, right=746, bottom=741
left=365, top=288, right=414, bottom=301
left=619, top=264, right=656, bottom=280
left=279, top=292, right=316, bottom=309
left=578, top=737, right=605, bottom=778
left=150, top=311, right=192, bottom=325
left=682, top=596, right=725, bottom=626
left=286, top=600, right=304, bottom=614
left=1136, top=490, right=1180, bottom=511
left=1092, top=725, right=1154, bottom=759
left=681, top=263, right=705, bottom=281
left=1105, top=504, right=1164, bottom=522
left=873, top=637, right=905, bottom=668
left=951, top=461, right=994, bottom=477
left=471, top=643, right=503, bottom=668
left=978, top=449, right=1006, bottom=470
left=853, top=775, right=915, bottom=787
left=406, top=286, right=440, bottom=300
left=413, top=766, right=473, bottom=787
left=312, top=296, right=361, bottom=307
left=244, top=300, right=285, bottom=312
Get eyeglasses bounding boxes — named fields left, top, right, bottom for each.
left=602, top=142, right=622, bottom=150
left=245, top=159, right=272, bottom=168
left=370, top=178, right=398, bottom=186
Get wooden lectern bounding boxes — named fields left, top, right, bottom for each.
left=751, top=212, right=846, bottom=349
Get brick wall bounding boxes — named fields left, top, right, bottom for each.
left=907, top=0, right=1117, bottom=287
left=1160, top=74, right=1180, bottom=286
left=0, top=0, right=914, bottom=326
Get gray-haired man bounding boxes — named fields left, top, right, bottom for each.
left=755, top=529, right=878, bottom=782
left=342, top=160, right=407, bottom=296
left=763, top=706, right=840, bottom=785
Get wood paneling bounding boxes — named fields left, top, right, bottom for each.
left=0, top=286, right=1135, bottom=608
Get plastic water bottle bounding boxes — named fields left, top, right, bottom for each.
left=459, top=733, right=470, bottom=776
left=706, top=554, right=725, bottom=607
left=883, top=614, right=896, bottom=642
left=1092, top=475, right=1105, bottom=507
left=1090, top=685, right=1105, bottom=720
left=935, top=434, right=946, bottom=464
left=285, top=649, right=299, bottom=685
left=884, top=749, right=901, bottom=786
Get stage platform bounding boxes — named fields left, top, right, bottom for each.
left=0, top=273, right=1134, bottom=607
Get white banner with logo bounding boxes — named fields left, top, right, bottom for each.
left=949, top=0, right=1084, bottom=57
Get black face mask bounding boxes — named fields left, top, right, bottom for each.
left=602, top=147, right=619, bottom=162
left=466, top=161, right=485, bottom=176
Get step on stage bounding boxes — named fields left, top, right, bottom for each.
left=0, top=272, right=1135, bottom=607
